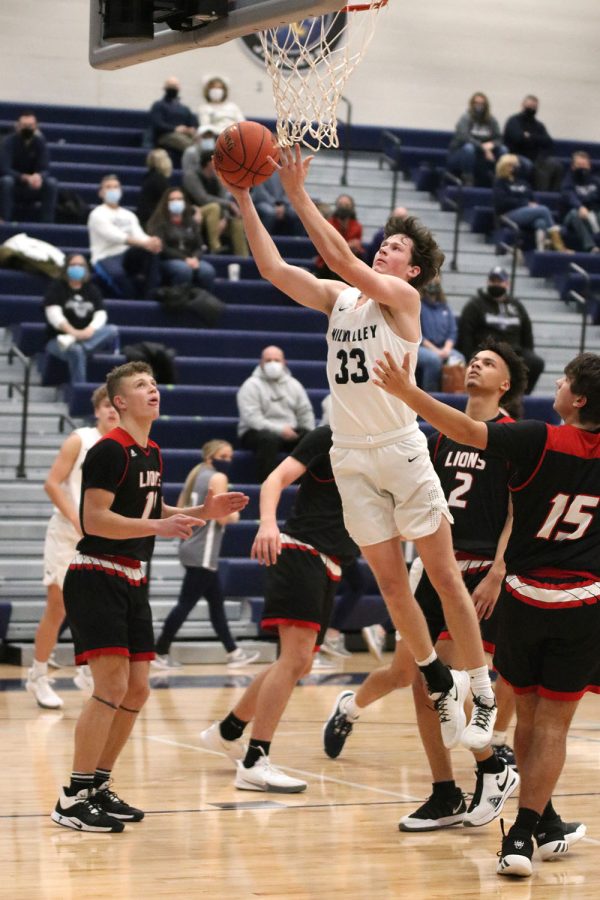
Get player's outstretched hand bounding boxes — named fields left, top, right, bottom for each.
left=202, top=487, right=249, bottom=520
left=372, top=351, right=412, bottom=398
left=157, top=513, right=201, bottom=539
left=273, top=144, right=314, bottom=197
left=251, top=522, right=282, bottom=566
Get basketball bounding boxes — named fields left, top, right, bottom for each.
left=213, top=121, right=280, bottom=189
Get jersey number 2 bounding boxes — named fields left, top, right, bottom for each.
left=536, top=492, right=600, bottom=541
left=335, top=348, right=369, bottom=384
left=448, top=472, right=473, bottom=508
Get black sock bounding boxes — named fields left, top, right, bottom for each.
left=243, top=738, right=271, bottom=769
left=431, top=780, right=458, bottom=799
left=220, top=712, right=249, bottom=742
left=477, top=752, right=504, bottom=775
left=538, top=800, right=558, bottom=823
left=510, top=806, right=540, bottom=838
left=93, top=767, right=111, bottom=789
left=65, top=772, right=94, bottom=797
left=419, top=658, right=453, bottom=694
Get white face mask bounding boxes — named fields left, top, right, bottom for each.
left=208, top=87, right=225, bottom=102
left=263, top=360, right=284, bottom=380
left=104, top=187, right=122, bottom=205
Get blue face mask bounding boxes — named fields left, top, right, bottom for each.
left=168, top=199, right=185, bottom=216
left=211, top=458, right=232, bottom=474
left=67, top=264, right=86, bottom=281
left=104, top=187, right=122, bottom=205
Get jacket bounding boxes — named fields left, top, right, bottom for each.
left=420, top=295, right=457, bottom=348
left=493, top=177, right=533, bottom=215
left=458, top=289, right=534, bottom=360
left=503, top=112, right=554, bottom=162
left=237, top=364, right=316, bottom=437
left=150, top=97, right=198, bottom=141
left=450, top=113, right=503, bottom=151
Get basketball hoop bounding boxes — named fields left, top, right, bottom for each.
left=258, top=1, right=388, bottom=150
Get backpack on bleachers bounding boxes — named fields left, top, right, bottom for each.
left=154, top=283, right=224, bottom=328
left=122, top=340, right=178, bottom=385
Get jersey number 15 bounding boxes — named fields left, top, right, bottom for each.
left=536, top=492, right=600, bottom=541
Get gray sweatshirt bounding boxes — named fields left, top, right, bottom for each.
left=236, top=364, right=316, bottom=437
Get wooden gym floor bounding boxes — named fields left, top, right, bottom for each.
left=1, top=655, right=598, bottom=899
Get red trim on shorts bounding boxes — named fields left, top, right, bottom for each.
left=504, top=580, right=598, bottom=609
left=69, top=560, right=147, bottom=586
left=435, top=630, right=495, bottom=655
left=526, top=567, right=599, bottom=583
left=90, top=553, right=143, bottom=569
left=281, top=541, right=319, bottom=556
left=454, top=551, right=491, bottom=561
left=75, top=646, right=130, bottom=665
left=130, top=652, right=155, bottom=662
left=261, top=617, right=321, bottom=633
left=498, top=677, right=600, bottom=701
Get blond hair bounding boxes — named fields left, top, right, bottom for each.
left=179, top=440, right=232, bottom=507
left=106, top=361, right=153, bottom=407
left=91, top=384, right=109, bottom=410
left=495, top=154, right=520, bottom=179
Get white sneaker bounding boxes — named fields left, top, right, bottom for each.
left=73, top=665, right=93, bottom=692
left=462, top=696, right=498, bottom=751
left=361, top=624, right=385, bottom=661
left=199, top=722, right=246, bottom=766
left=26, top=669, right=63, bottom=709
left=321, top=635, right=352, bottom=658
left=151, top=654, right=183, bottom=671
left=227, top=648, right=260, bottom=668
left=47, top=653, right=61, bottom=670
left=430, top=669, right=470, bottom=749
left=235, top=754, right=307, bottom=793
left=463, top=762, right=520, bottom=827
left=311, top=653, right=337, bottom=671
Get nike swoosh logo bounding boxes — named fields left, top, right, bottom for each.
left=408, top=456, right=419, bottom=463
left=338, top=306, right=351, bottom=311
left=497, top=769, right=511, bottom=792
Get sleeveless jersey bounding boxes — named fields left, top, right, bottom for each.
left=54, top=426, right=101, bottom=526
left=326, top=287, right=420, bottom=440
left=178, top=466, right=223, bottom=572
left=76, top=426, right=163, bottom=562
left=430, top=413, right=513, bottom=558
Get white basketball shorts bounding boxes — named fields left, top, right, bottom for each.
left=43, top=514, right=80, bottom=588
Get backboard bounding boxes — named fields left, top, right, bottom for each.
left=89, top=1, right=345, bottom=70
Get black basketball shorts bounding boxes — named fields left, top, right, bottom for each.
left=63, top=553, right=155, bottom=665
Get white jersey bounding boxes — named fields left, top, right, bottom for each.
left=53, top=426, right=101, bottom=525
left=326, top=287, right=420, bottom=443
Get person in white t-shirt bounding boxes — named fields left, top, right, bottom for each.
left=26, top=385, right=120, bottom=709
left=197, top=75, right=244, bottom=139
left=87, top=174, right=162, bottom=299
left=223, top=147, right=498, bottom=754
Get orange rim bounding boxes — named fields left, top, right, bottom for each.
left=342, top=0, right=388, bottom=11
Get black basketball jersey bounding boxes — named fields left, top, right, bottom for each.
left=76, top=426, right=163, bottom=562
left=284, top=426, right=359, bottom=565
left=430, top=413, right=513, bottom=557
left=486, top=420, right=600, bottom=576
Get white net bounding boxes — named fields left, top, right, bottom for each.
left=258, top=2, right=388, bottom=150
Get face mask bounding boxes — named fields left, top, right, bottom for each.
left=472, top=103, right=486, bottom=116
left=523, top=107, right=537, bottom=119
left=334, top=206, right=354, bottom=220
left=168, top=199, right=185, bottom=215
left=211, top=458, right=231, bottom=474
left=67, top=264, right=86, bottom=281
left=20, top=127, right=34, bottom=140
left=208, top=87, right=225, bottom=102
left=488, top=284, right=506, bottom=299
left=574, top=167, right=588, bottom=179
left=165, top=88, right=179, bottom=100
left=263, top=360, right=284, bottom=380
left=104, top=187, right=122, bottom=205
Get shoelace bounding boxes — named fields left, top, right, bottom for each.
left=332, top=713, right=353, bottom=736
left=470, top=697, right=496, bottom=731
left=433, top=690, right=454, bottom=724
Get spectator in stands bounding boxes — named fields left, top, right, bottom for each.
left=182, top=142, right=248, bottom=255
left=88, top=174, right=162, bottom=298
left=365, top=206, right=409, bottom=265
left=560, top=151, right=600, bottom=253
left=152, top=440, right=260, bottom=670
left=458, top=267, right=545, bottom=393
left=44, top=253, right=119, bottom=384
left=448, top=92, right=506, bottom=186
left=252, top=170, right=304, bottom=236
left=493, top=154, right=566, bottom=252
left=149, top=76, right=198, bottom=152
left=146, top=187, right=217, bottom=290
left=0, top=112, right=58, bottom=223
left=197, top=75, right=244, bottom=138
left=237, top=345, right=316, bottom=481
left=136, top=148, right=173, bottom=228
left=418, top=277, right=465, bottom=392
left=503, top=95, right=563, bottom=192
left=315, top=194, right=365, bottom=278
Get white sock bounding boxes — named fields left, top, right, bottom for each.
left=491, top=730, right=507, bottom=746
left=468, top=665, right=495, bottom=706
left=31, top=659, right=48, bottom=677
left=415, top=649, right=437, bottom=668
left=341, top=694, right=360, bottom=720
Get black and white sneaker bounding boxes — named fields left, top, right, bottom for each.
left=497, top=822, right=533, bottom=877
left=51, top=788, right=125, bottom=833
left=535, top=816, right=587, bottom=861
left=93, top=781, right=144, bottom=821
left=462, top=696, right=497, bottom=751
left=323, top=690, right=356, bottom=759
left=430, top=669, right=470, bottom=749
left=463, top=762, right=520, bottom=827
left=399, top=790, right=466, bottom=832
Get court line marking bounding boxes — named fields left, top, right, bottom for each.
left=147, top=735, right=422, bottom=801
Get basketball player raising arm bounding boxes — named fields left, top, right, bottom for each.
left=224, top=147, right=498, bottom=754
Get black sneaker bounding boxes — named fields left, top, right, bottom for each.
left=497, top=821, right=534, bottom=877
left=535, top=816, right=587, bottom=861
left=51, top=788, right=125, bottom=833
left=493, top=743, right=517, bottom=768
left=399, top=790, right=466, bottom=832
left=323, top=690, right=356, bottom=759
left=94, top=781, right=145, bottom=821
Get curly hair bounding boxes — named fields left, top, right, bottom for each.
left=383, top=214, right=445, bottom=291
left=473, top=338, right=528, bottom=418
left=564, top=353, right=600, bottom=425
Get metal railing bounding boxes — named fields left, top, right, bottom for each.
left=441, top=171, right=464, bottom=272
left=7, top=344, right=33, bottom=479
left=338, top=95, right=352, bottom=187
left=499, top=216, right=522, bottom=296
left=568, top=262, right=591, bottom=354
left=379, top=130, right=402, bottom=210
